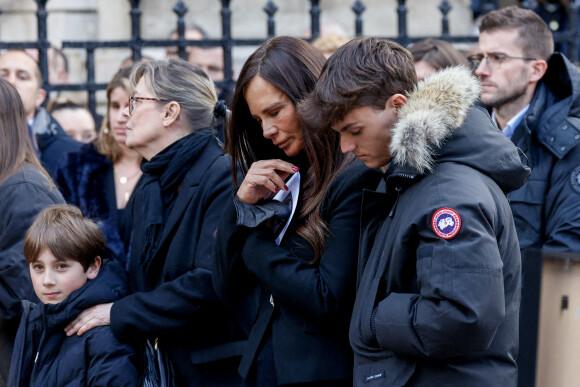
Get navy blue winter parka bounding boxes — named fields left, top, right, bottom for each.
left=8, top=259, right=139, bottom=387
left=349, top=67, right=531, bottom=387
left=508, top=52, right=580, bottom=251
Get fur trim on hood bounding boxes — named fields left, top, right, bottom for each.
left=390, top=66, right=481, bottom=174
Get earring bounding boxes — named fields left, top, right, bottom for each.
left=104, top=126, right=110, bottom=134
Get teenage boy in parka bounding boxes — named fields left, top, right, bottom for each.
left=299, top=38, right=531, bottom=386
left=8, top=204, right=138, bottom=387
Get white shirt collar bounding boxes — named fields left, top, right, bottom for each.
left=491, top=104, right=530, bottom=140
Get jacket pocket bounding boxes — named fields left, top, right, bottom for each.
left=189, top=340, right=247, bottom=364
left=415, top=245, right=433, bottom=296
left=361, top=277, right=382, bottom=346
left=508, top=178, right=547, bottom=205
left=508, top=178, right=547, bottom=245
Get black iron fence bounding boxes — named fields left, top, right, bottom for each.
left=2, top=1, right=580, bottom=385
left=1, top=0, right=579, bottom=118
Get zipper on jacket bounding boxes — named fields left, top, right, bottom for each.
left=389, top=186, right=403, bottom=217
left=393, top=172, right=415, bottom=180
left=385, top=171, right=416, bottom=217
left=30, top=331, right=45, bottom=386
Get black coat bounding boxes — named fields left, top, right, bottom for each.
left=213, top=160, right=382, bottom=384
left=509, top=52, right=580, bottom=251
left=54, top=143, right=141, bottom=262
left=110, top=139, right=254, bottom=386
left=8, top=260, right=139, bottom=387
left=350, top=67, right=530, bottom=386
left=0, top=164, right=64, bottom=385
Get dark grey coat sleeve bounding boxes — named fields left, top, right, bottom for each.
left=0, top=169, right=64, bottom=319
left=543, top=144, right=580, bottom=250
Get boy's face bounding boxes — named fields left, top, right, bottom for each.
left=331, top=94, right=406, bottom=170
left=29, top=250, right=100, bottom=304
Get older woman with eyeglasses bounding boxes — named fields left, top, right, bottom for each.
left=55, top=65, right=143, bottom=264
left=64, top=58, right=253, bottom=386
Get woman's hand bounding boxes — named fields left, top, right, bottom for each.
left=65, top=302, right=113, bottom=336
left=237, top=159, right=299, bottom=205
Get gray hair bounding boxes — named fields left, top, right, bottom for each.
left=130, top=57, right=225, bottom=131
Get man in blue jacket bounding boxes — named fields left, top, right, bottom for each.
left=0, top=50, right=81, bottom=178
left=471, top=6, right=580, bottom=251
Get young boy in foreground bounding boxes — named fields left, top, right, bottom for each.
left=8, top=204, right=139, bottom=386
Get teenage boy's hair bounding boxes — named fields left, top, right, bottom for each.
left=24, top=204, right=105, bottom=271
left=479, top=6, right=554, bottom=61
left=299, top=37, right=416, bottom=131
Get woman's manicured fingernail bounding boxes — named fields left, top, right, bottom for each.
left=284, top=185, right=289, bottom=191
left=292, top=166, right=300, bottom=172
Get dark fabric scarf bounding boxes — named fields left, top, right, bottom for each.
left=137, top=128, right=213, bottom=266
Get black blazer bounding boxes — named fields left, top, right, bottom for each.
left=213, top=160, right=382, bottom=384
left=110, top=140, right=255, bottom=386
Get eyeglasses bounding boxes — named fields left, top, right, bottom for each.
left=468, top=53, right=536, bottom=69
left=129, top=96, right=169, bottom=116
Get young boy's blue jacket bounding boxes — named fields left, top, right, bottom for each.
left=8, top=259, right=139, bottom=387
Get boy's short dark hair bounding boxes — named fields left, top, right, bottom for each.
left=299, top=37, right=417, bottom=130
left=24, top=204, right=105, bottom=271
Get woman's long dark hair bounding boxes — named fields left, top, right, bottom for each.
left=227, top=36, right=351, bottom=262
left=0, top=78, right=50, bottom=185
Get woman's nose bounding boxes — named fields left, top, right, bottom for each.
left=121, top=106, right=131, bottom=120
left=262, top=120, right=277, bottom=139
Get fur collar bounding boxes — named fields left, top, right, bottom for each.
left=390, top=66, right=481, bottom=174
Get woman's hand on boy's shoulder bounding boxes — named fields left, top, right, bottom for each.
left=65, top=302, right=113, bottom=337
